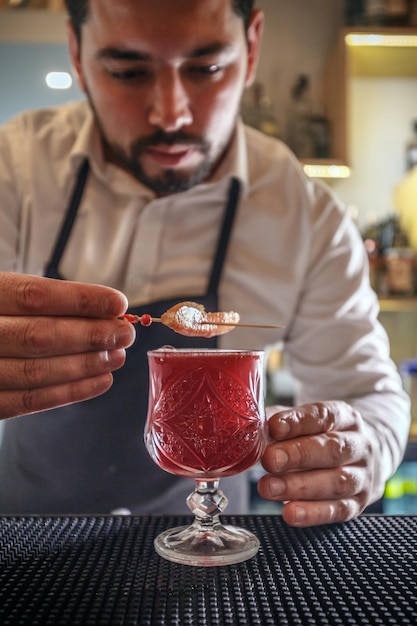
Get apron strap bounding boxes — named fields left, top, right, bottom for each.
left=44, top=158, right=90, bottom=279
left=44, top=162, right=240, bottom=290
left=206, top=176, right=241, bottom=296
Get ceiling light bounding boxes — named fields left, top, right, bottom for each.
left=303, top=164, right=351, bottom=179
left=45, top=72, right=73, bottom=90
left=346, top=33, right=417, bottom=47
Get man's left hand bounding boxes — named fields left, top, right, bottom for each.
left=258, top=401, right=376, bottom=527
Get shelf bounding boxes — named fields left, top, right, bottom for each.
left=345, top=27, right=417, bottom=77
left=349, top=44, right=417, bottom=76
left=322, top=26, right=417, bottom=169
left=378, top=297, right=417, bottom=312
left=302, top=161, right=351, bottom=179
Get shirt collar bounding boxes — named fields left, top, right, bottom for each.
left=69, top=102, right=97, bottom=174
left=69, top=103, right=249, bottom=197
left=208, top=119, right=249, bottom=194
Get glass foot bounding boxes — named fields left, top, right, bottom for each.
left=154, top=480, right=260, bottom=566
left=154, top=518, right=260, bottom=566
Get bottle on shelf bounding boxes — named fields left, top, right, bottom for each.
left=344, top=0, right=387, bottom=25
left=410, top=0, right=417, bottom=26
left=285, top=74, right=331, bottom=160
left=385, top=246, right=416, bottom=296
left=345, top=0, right=366, bottom=25
left=406, top=120, right=417, bottom=172
left=364, top=0, right=387, bottom=25
left=382, top=215, right=416, bottom=296
left=384, top=0, right=410, bottom=26
left=362, top=213, right=416, bottom=297
left=286, top=75, right=315, bottom=159
left=241, top=82, right=280, bottom=139
left=385, top=216, right=416, bottom=296
left=309, top=114, right=331, bottom=159
left=348, top=0, right=413, bottom=26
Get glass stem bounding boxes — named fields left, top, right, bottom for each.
left=186, top=479, right=229, bottom=523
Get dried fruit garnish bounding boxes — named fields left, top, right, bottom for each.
left=160, top=301, right=239, bottom=338
left=119, top=301, right=283, bottom=337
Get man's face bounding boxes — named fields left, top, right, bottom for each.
left=69, top=0, right=263, bottom=194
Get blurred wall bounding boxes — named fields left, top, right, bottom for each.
left=0, top=9, right=83, bottom=125
left=255, top=0, right=417, bottom=232
left=0, top=41, right=84, bottom=123
left=333, top=78, right=417, bottom=231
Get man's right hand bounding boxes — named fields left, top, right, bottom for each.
left=0, top=272, right=136, bottom=420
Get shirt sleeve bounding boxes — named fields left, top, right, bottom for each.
left=284, top=178, right=411, bottom=502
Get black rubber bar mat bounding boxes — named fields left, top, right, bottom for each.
left=0, top=515, right=416, bottom=625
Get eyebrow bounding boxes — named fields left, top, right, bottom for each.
left=96, top=42, right=233, bottom=62
left=188, top=43, right=233, bottom=58
left=97, top=48, right=151, bottom=62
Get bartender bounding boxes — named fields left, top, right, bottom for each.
left=0, top=0, right=410, bottom=525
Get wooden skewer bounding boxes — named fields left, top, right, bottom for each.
left=120, top=314, right=284, bottom=329
left=199, top=321, right=285, bottom=329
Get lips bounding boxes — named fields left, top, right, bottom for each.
left=146, top=145, right=197, bottom=168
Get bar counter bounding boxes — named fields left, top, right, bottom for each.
left=0, top=514, right=416, bottom=625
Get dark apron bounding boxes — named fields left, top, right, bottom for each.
left=0, top=160, right=249, bottom=514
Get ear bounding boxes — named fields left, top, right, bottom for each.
left=67, top=19, right=87, bottom=93
left=244, top=9, right=264, bottom=88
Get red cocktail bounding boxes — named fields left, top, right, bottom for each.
left=145, top=348, right=267, bottom=566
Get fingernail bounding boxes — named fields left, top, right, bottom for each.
left=104, top=292, right=128, bottom=316
left=269, top=477, right=285, bottom=497
left=276, top=419, right=290, bottom=437
left=117, top=324, right=135, bottom=347
left=107, top=349, right=126, bottom=368
left=274, top=449, right=288, bottom=470
left=294, top=505, right=306, bottom=524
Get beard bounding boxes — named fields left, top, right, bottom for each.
left=87, top=95, right=214, bottom=195
left=105, top=128, right=213, bottom=195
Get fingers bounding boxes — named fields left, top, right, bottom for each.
left=268, top=401, right=361, bottom=441
left=0, top=317, right=134, bottom=418
left=0, top=274, right=136, bottom=419
left=258, top=466, right=369, bottom=527
left=0, top=349, right=126, bottom=390
left=262, top=431, right=366, bottom=474
left=259, top=466, right=366, bottom=503
left=0, top=373, right=116, bottom=420
left=281, top=498, right=363, bottom=527
left=259, top=401, right=372, bottom=527
left=0, top=348, right=128, bottom=419
left=0, top=316, right=135, bottom=357
left=0, top=272, right=128, bottom=318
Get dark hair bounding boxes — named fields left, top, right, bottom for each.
left=64, top=0, right=255, bottom=43
left=232, top=0, right=256, bottom=28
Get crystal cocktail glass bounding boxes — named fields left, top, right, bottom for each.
left=144, top=348, right=267, bottom=566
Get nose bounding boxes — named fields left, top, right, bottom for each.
left=148, top=69, right=193, bottom=133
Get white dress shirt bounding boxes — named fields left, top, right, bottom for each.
left=0, top=100, right=410, bottom=503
